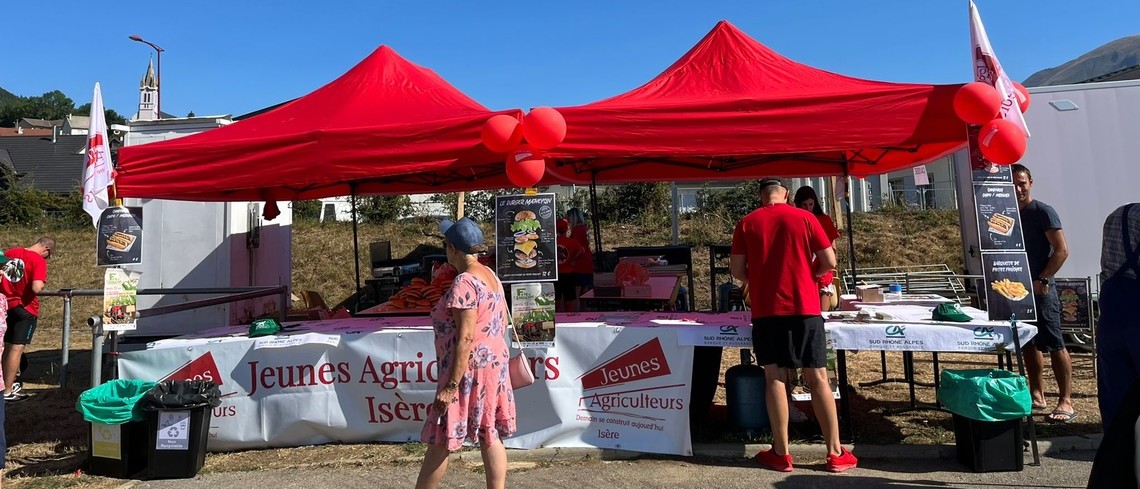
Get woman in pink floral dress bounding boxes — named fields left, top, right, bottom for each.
left=417, top=217, right=516, bottom=489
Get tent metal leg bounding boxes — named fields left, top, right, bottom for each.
left=351, top=188, right=362, bottom=313
left=1009, top=318, right=1041, bottom=466
left=589, top=174, right=603, bottom=271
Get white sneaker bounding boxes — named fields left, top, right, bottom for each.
left=11, top=382, right=22, bottom=394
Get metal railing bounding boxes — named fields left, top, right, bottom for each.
left=38, top=285, right=289, bottom=389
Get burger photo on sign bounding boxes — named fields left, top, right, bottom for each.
left=511, top=210, right=541, bottom=269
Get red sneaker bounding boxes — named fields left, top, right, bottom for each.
left=754, top=449, right=793, bottom=472
left=826, top=448, right=858, bottom=473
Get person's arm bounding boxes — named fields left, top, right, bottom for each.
left=730, top=254, right=748, bottom=283
left=446, top=307, right=477, bottom=386
left=31, top=280, right=45, bottom=294
left=1037, top=228, right=1069, bottom=293
left=813, top=247, right=838, bottom=278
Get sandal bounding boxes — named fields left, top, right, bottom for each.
left=1047, top=409, right=1078, bottom=424
left=1031, top=401, right=1048, bottom=412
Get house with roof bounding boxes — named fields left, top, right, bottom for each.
left=0, top=133, right=86, bottom=194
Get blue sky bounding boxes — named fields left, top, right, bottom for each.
left=4, top=1, right=1138, bottom=118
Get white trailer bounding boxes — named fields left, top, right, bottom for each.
left=956, top=79, right=1140, bottom=282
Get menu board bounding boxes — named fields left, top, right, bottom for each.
left=973, top=184, right=1025, bottom=251
left=102, top=268, right=141, bottom=331
left=966, top=124, right=1036, bottom=322
left=97, top=206, right=143, bottom=267
left=510, top=283, right=556, bottom=348
left=494, top=193, right=557, bottom=283
left=1054, top=278, right=1092, bottom=329
left=980, top=252, right=1037, bottom=322
left=968, top=126, right=1014, bottom=183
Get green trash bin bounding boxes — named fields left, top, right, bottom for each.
left=937, top=369, right=1031, bottom=472
left=76, top=379, right=157, bottom=478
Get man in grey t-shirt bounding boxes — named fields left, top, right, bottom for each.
left=1013, top=164, right=1074, bottom=423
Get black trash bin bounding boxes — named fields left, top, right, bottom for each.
left=76, top=379, right=157, bottom=478
left=937, top=369, right=1031, bottom=473
left=138, top=380, right=221, bottom=480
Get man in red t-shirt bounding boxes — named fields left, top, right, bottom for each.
left=730, top=180, right=855, bottom=473
left=2, top=237, right=53, bottom=402
left=555, top=219, right=584, bottom=312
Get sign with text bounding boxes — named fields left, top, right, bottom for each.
left=494, top=193, right=557, bottom=283
left=97, top=206, right=143, bottom=267
left=967, top=127, right=1014, bottom=183
left=511, top=283, right=556, bottom=347
left=913, top=165, right=930, bottom=186
left=1055, top=278, right=1092, bottom=330
left=102, top=268, right=141, bottom=331
left=981, top=252, right=1037, bottom=322
left=973, top=184, right=1025, bottom=251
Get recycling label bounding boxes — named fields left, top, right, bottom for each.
left=156, top=411, right=191, bottom=450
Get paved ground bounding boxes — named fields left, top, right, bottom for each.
left=131, top=449, right=1095, bottom=489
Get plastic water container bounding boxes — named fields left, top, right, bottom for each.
left=886, top=284, right=904, bottom=301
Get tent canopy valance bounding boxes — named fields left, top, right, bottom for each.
left=115, top=46, right=524, bottom=201
left=545, top=20, right=968, bottom=183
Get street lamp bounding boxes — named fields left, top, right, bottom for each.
left=128, top=34, right=164, bottom=119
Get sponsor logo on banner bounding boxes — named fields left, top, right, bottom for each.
left=885, top=325, right=906, bottom=338
left=576, top=338, right=684, bottom=430
left=718, top=325, right=738, bottom=335
left=162, top=352, right=224, bottom=386
left=973, top=327, right=995, bottom=339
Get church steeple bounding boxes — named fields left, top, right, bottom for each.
left=140, top=59, right=158, bottom=89
left=135, top=58, right=160, bottom=120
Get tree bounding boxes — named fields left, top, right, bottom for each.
left=23, top=90, right=75, bottom=121
left=356, top=195, right=412, bottom=223
left=74, top=103, right=128, bottom=126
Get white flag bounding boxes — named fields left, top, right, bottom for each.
left=969, top=0, right=1030, bottom=138
left=82, top=82, right=115, bottom=226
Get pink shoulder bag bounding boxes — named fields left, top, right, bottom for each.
left=494, top=273, right=534, bottom=389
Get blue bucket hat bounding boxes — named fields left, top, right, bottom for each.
left=439, top=217, right=485, bottom=254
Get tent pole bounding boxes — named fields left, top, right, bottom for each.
left=838, top=163, right=856, bottom=442
left=670, top=182, right=679, bottom=245
left=351, top=185, right=362, bottom=313
left=589, top=172, right=603, bottom=270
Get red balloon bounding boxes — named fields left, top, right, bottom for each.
left=979, top=118, right=1027, bottom=165
left=481, top=114, right=523, bottom=153
left=1012, top=82, right=1031, bottom=113
left=521, top=107, right=567, bottom=150
left=953, top=82, right=1002, bottom=125
left=505, top=146, right=545, bottom=187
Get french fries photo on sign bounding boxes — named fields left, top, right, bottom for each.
left=981, top=252, right=1037, bottom=322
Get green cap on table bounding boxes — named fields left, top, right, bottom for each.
left=932, top=303, right=972, bottom=322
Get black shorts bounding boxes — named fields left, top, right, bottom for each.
left=1028, top=289, right=1065, bottom=353
left=576, top=272, right=594, bottom=288
left=556, top=273, right=578, bottom=301
left=752, top=315, right=827, bottom=369
left=4, top=305, right=37, bottom=345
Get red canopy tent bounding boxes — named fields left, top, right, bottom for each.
left=115, top=46, right=526, bottom=201
left=545, top=20, right=969, bottom=183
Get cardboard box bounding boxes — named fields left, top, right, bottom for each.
left=856, top=285, right=884, bottom=302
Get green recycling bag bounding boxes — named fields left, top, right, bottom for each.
left=76, top=379, right=157, bottom=424
left=937, top=369, right=1031, bottom=422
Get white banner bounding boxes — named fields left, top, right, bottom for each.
left=81, top=82, right=114, bottom=226
left=119, top=322, right=693, bottom=455
left=969, top=0, right=1030, bottom=137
